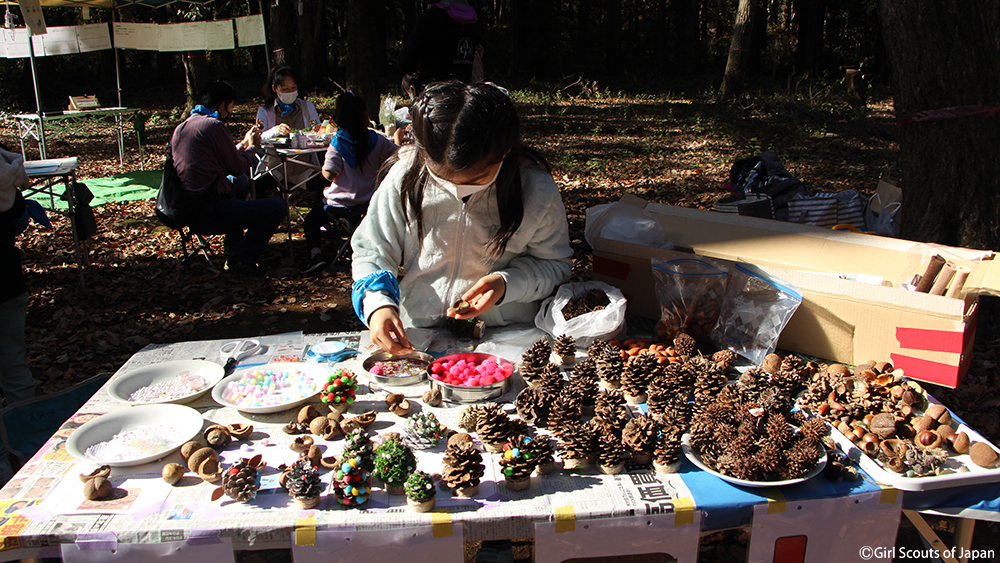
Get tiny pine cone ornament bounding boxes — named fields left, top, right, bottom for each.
left=331, top=456, right=372, bottom=506
left=404, top=470, right=436, bottom=503
left=220, top=456, right=263, bottom=503
left=403, top=412, right=443, bottom=450
left=320, top=369, right=359, bottom=406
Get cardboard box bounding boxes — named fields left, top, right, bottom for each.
left=591, top=195, right=1000, bottom=388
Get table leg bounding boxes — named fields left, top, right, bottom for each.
left=954, top=518, right=975, bottom=563
left=283, top=158, right=294, bottom=262
left=63, top=173, right=87, bottom=290
left=903, top=510, right=960, bottom=563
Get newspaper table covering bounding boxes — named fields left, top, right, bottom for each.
left=0, top=328, right=693, bottom=559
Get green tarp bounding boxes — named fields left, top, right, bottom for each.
left=27, top=170, right=161, bottom=210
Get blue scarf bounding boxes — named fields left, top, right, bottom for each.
left=333, top=129, right=379, bottom=169
left=190, top=104, right=219, bottom=118
left=275, top=99, right=295, bottom=116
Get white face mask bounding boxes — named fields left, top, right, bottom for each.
left=427, top=164, right=504, bottom=200
left=277, top=90, right=298, bottom=105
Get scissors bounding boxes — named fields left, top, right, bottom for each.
left=220, top=339, right=261, bottom=375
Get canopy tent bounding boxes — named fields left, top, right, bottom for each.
left=5, top=0, right=270, bottom=159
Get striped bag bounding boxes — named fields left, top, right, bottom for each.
left=786, top=190, right=866, bottom=230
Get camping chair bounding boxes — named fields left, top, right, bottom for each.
left=324, top=203, right=368, bottom=264
left=155, top=208, right=216, bottom=268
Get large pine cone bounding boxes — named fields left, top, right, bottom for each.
left=553, top=334, right=576, bottom=358
left=557, top=421, right=594, bottom=461
left=712, top=349, right=737, bottom=372
left=285, top=458, right=322, bottom=499
left=442, top=442, right=485, bottom=489
left=564, top=376, right=598, bottom=409
left=547, top=394, right=582, bottom=432
left=593, top=404, right=631, bottom=438
left=523, top=434, right=556, bottom=467
left=476, top=403, right=511, bottom=446
left=515, top=386, right=551, bottom=425
left=595, top=388, right=625, bottom=409
left=622, top=414, right=659, bottom=455
left=621, top=353, right=659, bottom=398
left=673, top=333, right=698, bottom=357
left=520, top=338, right=552, bottom=384
left=595, top=350, right=625, bottom=386
left=654, top=425, right=683, bottom=465
left=536, top=363, right=565, bottom=396
left=570, top=356, right=599, bottom=380
left=596, top=426, right=624, bottom=467
left=342, top=428, right=375, bottom=472
left=223, top=458, right=261, bottom=503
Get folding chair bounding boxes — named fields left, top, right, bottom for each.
left=155, top=208, right=216, bottom=268
left=324, top=203, right=368, bottom=264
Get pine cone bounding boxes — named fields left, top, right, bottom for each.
left=331, top=455, right=372, bottom=506
left=523, top=434, right=556, bottom=468
left=654, top=425, right=683, bottom=466
left=593, top=404, right=631, bottom=438
left=547, top=394, right=582, bottom=432
left=595, top=426, right=624, bottom=467
left=553, top=334, right=576, bottom=364
left=564, top=376, right=598, bottom=410
left=373, top=440, right=417, bottom=488
left=507, top=417, right=533, bottom=439
left=673, top=333, right=697, bottom=357
left=712, top=349, right=737, bottom=372
left=520, top=338, right=552, bottom=378
left=404, top=412, right=443, bottom=450
left=476, top=404, right=511, bottom=447
left=442, top=442, right=485, bottom=490
left=515, top=386, right=551, bottom=425
left=458, top=404, right=487, bottom=432
left=404, top=470, right=436, bottom=503
left=285, top=458, right=322, bottom=500
left=621, top=352, right=659, bottom=400
left=622, top=414, right=659, bottom=457
left=595, top=388, right=625, bottom=408
left=556, top=421, right=594, bottom=462
left=222, top=457, right=262, bottom=503
left=595, top=348, right=625, bottom=388
left=534, top=363, right=564, bottom=396
left=342, top=428, right=375, bottom=473
left=500, top=435, right=537, bottom=481
left=570, top=356, right=599, bottom=380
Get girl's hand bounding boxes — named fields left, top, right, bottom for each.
left=448, top=274, right=506, bottom=319
left=368, top=306, right=413, bottom=355
left=268, top=123, right=292, bottom=137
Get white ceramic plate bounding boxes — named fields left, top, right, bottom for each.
left=681, top=433, right=827, bottom=488
left=108, top=360, right=224, bottom=405
left=65, top=404, right=204, bottom=467
left=211, top=362, right=330, bottom=414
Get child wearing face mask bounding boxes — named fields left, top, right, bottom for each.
left=352, top=81, right=573, bottom=355
left=254, top=66, right=324, bottom=196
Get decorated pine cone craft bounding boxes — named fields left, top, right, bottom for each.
left=404, top=470, right=437, bottom=512
left=216, top=455, right=264, bottom=503
left=404, top=412, right=443, bottom=450
left=374, top=440, right=417, bottom=494
left=442, top=441, right=485, bottom=496
left=654, top=425, right=684, bottom=474
left=522, top=434, right=558, bottom=474
left=342, top=427, right=375, bottom=473
left=320, top=369, right=359, bottom=412
left=557, top=421, right=594, bottom=470
left=500, top=436, right=537, bottom=490
left=553, top=334, right=576, bottom=366
left=596, top=426, right=625, bottom=474
left=476, top=403, right=511, bottom=453
left=285, top=458, right=323, bottom=508
left=623, top=414, right=659, bottom=464
left=331, top=455, right=372, bottom=507
left=515, top=386, right=551, bottom=425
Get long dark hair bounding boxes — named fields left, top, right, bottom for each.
left=334, top=91, right=372, bottom=170
left=262, top=66, right=303, bottom=107
left=399, top=80, right=549, bottom=260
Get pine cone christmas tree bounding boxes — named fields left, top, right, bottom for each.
left=331, top=455, right=372, bottom=507
left=546, top=393, right=582, bottom=432
left=221, top=456, right=263, bottom=503
left=404, top=470, right=437, bottom=512
left=374, top=439, right=417, bottom=493
left=442, top=441, right=485, bottom=496
left=320, top=369, right=359, bottom=412
left=621, top=352, right=659, bottom=404
left=622, top=414, right=658, bottom=464
left=522, top=434, right=557, bottom=474
left=596, top=426, right=624, bottom=474
left=404, top=412, right=443, bottom=450
left=458, top=404, right=487, bottom=432
left=553, top=334, right=576, bottom=366
left=475, top=403, right=511, bottom=452
left=285, top=458, right=322, bottom=507
left=654, top=425, right=683, bottom=473
left=342, top=427, right=375, bottom=473
left=673, top=332, right=698, bottom=357
left=536, top=363, right=565, bottom=396
left=557, top=421, right=594, bottom=470
left=515, top=386, right=551, bottom=425
left=500, top=435, right=536, bottom=490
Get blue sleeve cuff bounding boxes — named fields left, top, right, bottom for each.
left=352, top=270, right=401, bottom=326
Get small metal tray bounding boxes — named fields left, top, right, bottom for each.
left=362, top=351, right=432, bottom=386
left=426, top=353, right=515, bottom=403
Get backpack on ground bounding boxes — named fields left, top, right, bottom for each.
left=727, top=151, right=810, bottom=221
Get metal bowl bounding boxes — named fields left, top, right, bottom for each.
left=426, top=353, right=515, bottom=403
left=362, top=351, right=432, bottom=386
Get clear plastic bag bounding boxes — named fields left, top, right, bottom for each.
left=651, top=257, right=730, bottom=343
left=710, top=263, right=802, bottom=364
left=534, top=281, right=627, bottom=349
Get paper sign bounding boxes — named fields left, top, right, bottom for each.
left=205, top=20, right=234, bottom=50
left=180, top=21, right=206, bottom=50
left=157, top=23, right=185, bottom=52
left=40, top=26, right=80, bottom=56
left=291, top=524, right=464, bottom=563
left=77, top=23, right=111, bottom=53
left=234, top=15, right=265, bottom=47
left=535, top=511, right=703, bottom=563
left=62, top=537, right=235, bottom=563
left=18, top=0, right=46, bottom=35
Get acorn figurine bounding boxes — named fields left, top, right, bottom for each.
left=211, top=455, right=264, bottom=503
left=405, top=470, right=437, bottom=513
left=320, top=369, right=359, bottom=414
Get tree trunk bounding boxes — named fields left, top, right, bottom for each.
left=269, top=0, right=298, bottom=71
left=347, top=0, right=385, bottom=117
left=878, top=0, right=1000, bottom=249
left=182, top=51, right=209, bottom=112
left=794, top=0, right=825, bottom=77
left=718, top=0, right=756, bottom=101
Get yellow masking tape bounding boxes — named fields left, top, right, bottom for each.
left=764, top=490, right=787, bottom=514
left=294, top=517, right=317, bottom=546
left=554, top=505, right=576, bottom=534
left=880, top=486, right=899, bottom=505
left=673, top=497, right=695, bottom=527
left=430, top=511, right=453, bottom=538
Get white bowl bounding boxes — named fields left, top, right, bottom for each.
left=681, top=433, right=827, bottom=488
left=211, top=362, right=330, bottom=414
left=108, top=360, right=224, bottom=405
left=65, top=404, right=204, bottom=467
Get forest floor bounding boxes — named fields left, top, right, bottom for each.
left=3, top=78, right=999, bottom=562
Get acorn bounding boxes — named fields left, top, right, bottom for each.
left=180, top=440, right=203, bottom=461
left=196, top=455, right=221, bottom=482
left=298, top=405, right=321, bottom=425
left=970, top=442, right=999, bottom=468
left=310, top=416, right=332, bottom=437
left=947, top=432, right=971, bottom=455
left=290, top=435, right=315, bottom=453
left=915, top=430, right=943, bottom=450
left=79, top=465, right=111, bottom=483
left=187, top=447, right=219, bottom=474
left=204, top=424, right=232, bottom=448
left=83, top=476, right=113, bottom=500
left=162, top=463, right=185, bottom=485
left=228, top=424, right=254, bottom=440
left=422, top=388, right=443, bottom=407
left=386, top=394, right=412, bottom=417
